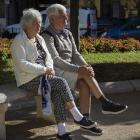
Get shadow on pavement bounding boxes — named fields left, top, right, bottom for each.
left=5, top=91, right=140, bottom=140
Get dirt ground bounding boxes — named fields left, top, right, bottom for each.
left=5, top=91, right=140, bottom=140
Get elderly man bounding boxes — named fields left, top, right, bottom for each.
left=41, top=4, right=128, bottom=135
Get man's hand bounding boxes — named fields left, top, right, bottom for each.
left=86, top=64, right=95, bottom=77
left=77, top=65, right=95, bottom=80
left=45, top=68, right=55, bottom=80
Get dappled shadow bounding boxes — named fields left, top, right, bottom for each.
left=131, top=137, right=140, bottom=140
left=5, top=92, right=140, bottom=140
left=6, top=107, right=56, bottom=140
left=6, top=118, right=102, bottom=140
left=91, top=62, right=140, bottom=82
left=6, top=108, right=92, bottom=140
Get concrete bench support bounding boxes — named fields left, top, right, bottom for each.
left=0, top=83, right=56, bottom=140
left=35, top=95, right=56, bottom=124
left=0, top=103, right=8, bottom=140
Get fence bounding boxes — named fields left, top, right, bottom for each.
left=0, top=27, right=47, bottom=39
left=0, top=28, right=21, bottom=38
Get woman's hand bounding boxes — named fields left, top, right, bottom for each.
left=45, top=68, right=55, bottom=80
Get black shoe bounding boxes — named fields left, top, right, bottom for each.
left=74, top=116, right=97, bottom=128
left=80, top=126, right=104, bottom=135
left=56, top=133, right=74, bottom=140
left=102, top=100, right=128, bottom=114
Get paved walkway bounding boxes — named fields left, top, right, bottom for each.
left=6, top=91, right=140, bottom=140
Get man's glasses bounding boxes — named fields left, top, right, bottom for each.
left=57, top=15, right=68, bottom=20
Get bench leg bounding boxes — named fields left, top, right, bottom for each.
left=35, top=96, right=56, bottom=125
left=0, top=103, right=8, bottom=140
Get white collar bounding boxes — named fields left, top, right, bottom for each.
left=20, top=30, right=42, bottom=41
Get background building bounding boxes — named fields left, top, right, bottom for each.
left=0, top=0, right=6, bottom=28
left=0, top=0, right=140, bottom=28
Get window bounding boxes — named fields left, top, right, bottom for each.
left=0, top=0, right=5, bottom=18
left=122, top=20, right=140, bottom=31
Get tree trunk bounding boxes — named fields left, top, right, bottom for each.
left=70, top=0, right=80, bottom=52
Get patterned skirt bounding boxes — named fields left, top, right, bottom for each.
left=19, top=75, right=74, bottom=123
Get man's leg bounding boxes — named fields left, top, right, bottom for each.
left=76, top=79, right=91, bottom=117
left=76, top=79, right=104, bottom=135
left=81, top=76, right=128, bottom=114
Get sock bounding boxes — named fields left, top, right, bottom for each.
left=98, top=95, right=109, bottom=106
left=57, top=123, right=66, bottom=136
left=70, top=107, right=83, bottom=121
left=82, top=113, right=90, bottom=118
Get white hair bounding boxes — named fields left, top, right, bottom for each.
left=46, top=4, right=66, bottom=20
left=20, top=8, right=42, bottom=30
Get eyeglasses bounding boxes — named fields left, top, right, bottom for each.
left=56, top=14, right=68, bottom=20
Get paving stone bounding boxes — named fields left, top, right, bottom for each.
left=22, top=98, right=36, bottom=108
left=99, top=81, right=134, bottom=94
left=130, top=79, right=140, bottom=91
left=8, top=98, right=36, bottom=111
left=8, top=100, right=22, bottom=111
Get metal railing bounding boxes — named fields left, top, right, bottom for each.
left=0, top=28, right=22, bottom=38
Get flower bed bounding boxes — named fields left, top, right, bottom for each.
left=0, top=37, right=140, bottom=60
left=80, top=37, right=140, bottom=54
left=0, top=38, right=13, bottom=60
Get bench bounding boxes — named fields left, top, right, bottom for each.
left=0, top=83, right=56, bottom=140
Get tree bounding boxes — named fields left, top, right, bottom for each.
left=70, top=0, right=80, bottom=51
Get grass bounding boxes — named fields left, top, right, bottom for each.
left=83, top=51, right=140, bottom=82
left=0, top=51, right=140, bottom=85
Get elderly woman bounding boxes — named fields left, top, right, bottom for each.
left=11, top=8, right=97, bottom=140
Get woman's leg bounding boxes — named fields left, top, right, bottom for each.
left=49, top=76, right=85, bottom=123
left=49, top=76, right=74, bottom=124
left=19, top=75, right=41, bottom=93
left=61, top=71, right=91, bottom=117
left=49, top=76, right=97, bottom=127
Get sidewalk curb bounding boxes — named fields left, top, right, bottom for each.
left=7, top=79, right=140, bottom=111
left=99, top=80, right=134, bottom=94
